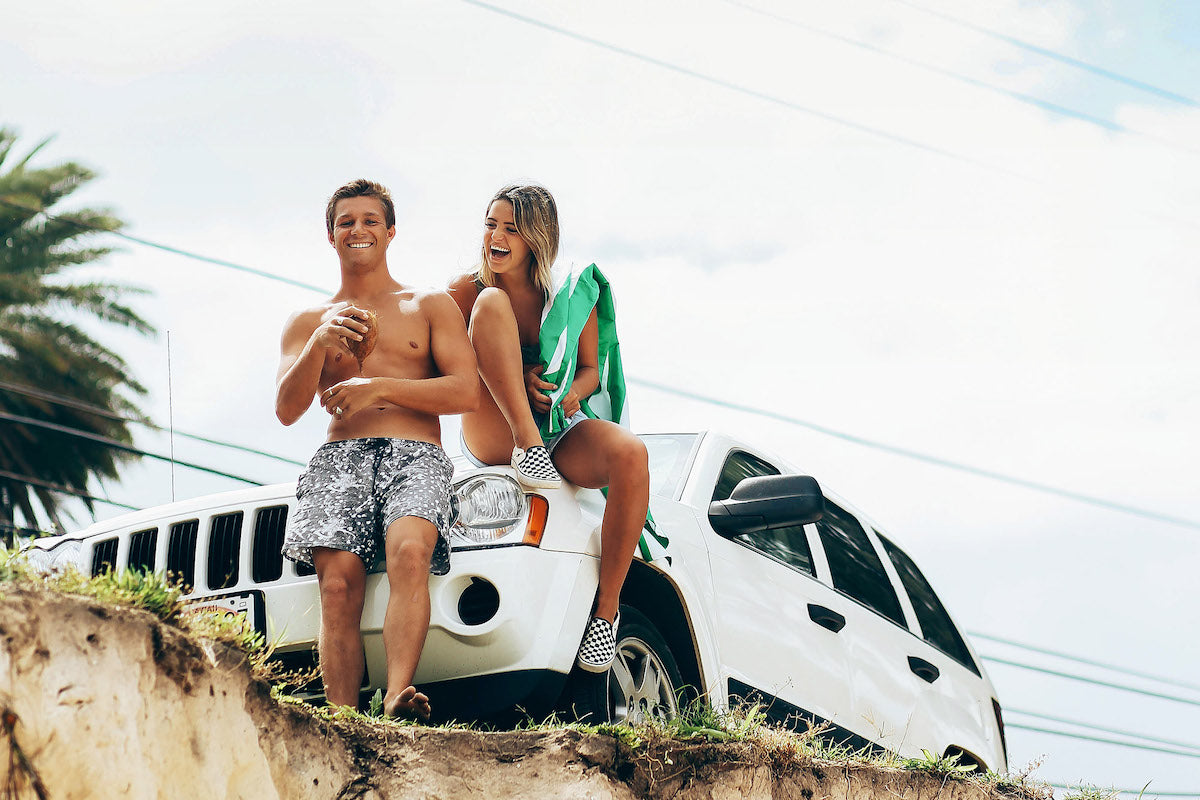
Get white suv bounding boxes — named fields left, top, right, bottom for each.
left=24, top=430, right=1007, bottom=771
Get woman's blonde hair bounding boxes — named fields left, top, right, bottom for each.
left=476, top=184, right=559, bottom=296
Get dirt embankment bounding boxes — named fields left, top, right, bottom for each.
left=0, top=587, right=1044, bottom=800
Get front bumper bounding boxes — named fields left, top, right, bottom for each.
left=266, top=543, right=601, bottom=715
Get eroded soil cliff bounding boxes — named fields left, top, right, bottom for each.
left=0, top=586, right=1046, bottom=800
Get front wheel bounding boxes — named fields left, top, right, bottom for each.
left=560, top=605, right=683, bottom=724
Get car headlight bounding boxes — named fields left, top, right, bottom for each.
left=23, top=539, right=85, bottom=574
left=449, top=475, right=547, bottom=546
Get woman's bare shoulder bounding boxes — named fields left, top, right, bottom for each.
left=447, top=272, right=480, bottom=292
left=446, top=272, right=481, bottom=320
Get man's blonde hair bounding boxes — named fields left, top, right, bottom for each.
left=325, top=178, right=395, bottom=235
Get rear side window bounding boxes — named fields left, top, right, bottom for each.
left=815, top=504, right=905, bottom=627
left=712, top=451, right=815, bottom=577
left=880, top=534, right=979, bottom=675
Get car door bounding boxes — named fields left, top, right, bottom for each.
left=810, top=501, right=931, bottom=752
left=876, top=531, right=1000, bottom=766
left=703, top=450, right=855, bottom=733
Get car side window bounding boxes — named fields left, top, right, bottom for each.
left=815, top=503, right=906, bottom=627
left=712, top=451, right=815, bottom=577
left=879, top=534, right=980, bottom=675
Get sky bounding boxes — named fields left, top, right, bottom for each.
left=4, top=0, right=1199, bottom=793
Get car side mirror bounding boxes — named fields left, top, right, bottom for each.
left=707, top=474, right=825, bottom=536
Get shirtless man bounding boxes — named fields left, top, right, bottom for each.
left=276, top=179, right=478, bottom=720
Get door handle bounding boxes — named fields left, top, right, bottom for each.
left=908, top=656, right=940, bottom=683
left=807, top=603, right=846, bottom=633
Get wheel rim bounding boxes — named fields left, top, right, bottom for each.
left=610, top=635, right=678, bottom=724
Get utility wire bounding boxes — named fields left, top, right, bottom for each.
left=0, top=411, right=262, bottom=486
left=1007, top=707, right=1200, bottom=754
left=982, top=655, right=1200, bottom=709
left=886, top=0, right=1199, bottom=108
left=0, top=380, right=307, bottom=467
left=719, top=0, right=1200, bottom=158
left=1009, top=722, right=1200, bottom=760
left=10, top=199, right=1200, bottom=535
left=111, top=230, right=331, bottom=294
left=0, top=197, right=331, bottom=295
left=970, top=630, right=1200, bottom=693
left=0, top=468, right=139, bottom=510
left=630, top=376, right=1200, bottom=532
left=458, top=0, right=1028, bottom=181
left=0, top=521, right=48, bottom=536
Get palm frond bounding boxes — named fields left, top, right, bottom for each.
left=0, top=127, right=156, bottom=528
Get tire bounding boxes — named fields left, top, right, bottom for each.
left=558, top=605, right=684, bottom=724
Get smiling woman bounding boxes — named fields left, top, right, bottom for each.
left=447, top=183, right=653, bottom=675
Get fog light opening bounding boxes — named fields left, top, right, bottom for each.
left=457, top=577, right=500, bottom=626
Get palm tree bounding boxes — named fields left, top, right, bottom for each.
left=0, top=127, right=155, bottom=541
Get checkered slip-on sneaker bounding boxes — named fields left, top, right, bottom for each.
left=511, top=445, right=563, bottom=489
left=576, top=612, right=620, bottom=673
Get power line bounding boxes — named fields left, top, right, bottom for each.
left=1010, top=722, right=1200, bottom=760
left=112, top=229, right=330, bottom=294
left=718, top=0, right=1200, bottom=159
left=11, top=189, right=1200, bottom=538
left=630, top=376, right=1200, bottom=532
left=970, top=630, right=1200, bottom=693
left=1007, top=707, right=1200, bottom=754
left=0, top=380, right=307, bottom=468
left=885, top=0, right=1199, bottom=108
left=0, top=411, right=263, bottom=486
left=12, top=199, right=1200, bottom=535
left=0, top=468, right=139, bottom=510
left=982, top=655, right=1200, bottom=709
left=1, top=521, right=48, bottom=537
left=458, top=0, right=1028, bottom=181
left=0, top=197, right=331, bottom=295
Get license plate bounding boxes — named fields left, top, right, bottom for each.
left=185, top=591, right=265, bottom=636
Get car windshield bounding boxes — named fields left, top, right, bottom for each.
left=640, top=434, right=698, bottom=499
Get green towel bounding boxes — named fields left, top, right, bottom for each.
left=536, top=263, right=669, bottom=564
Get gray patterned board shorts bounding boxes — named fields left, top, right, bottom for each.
left=283, top=438, right=454, bottom=575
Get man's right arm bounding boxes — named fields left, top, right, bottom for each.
left=276, top=307, right=368, bottom=425
left=276, top=309, right=326, bottom=425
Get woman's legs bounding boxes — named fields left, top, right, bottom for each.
left=550, top=419, right=649, bottom=623
left=461, top=288, right=542, bottom=462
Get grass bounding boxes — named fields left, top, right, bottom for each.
left=901, top=748, right=978, bottom=777
left=1061, top=786, right=1123, bottom=800
left=0, top=547, right=292, bottom=682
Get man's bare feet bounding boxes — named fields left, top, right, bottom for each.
left=384, top=685, right=431, bottom=721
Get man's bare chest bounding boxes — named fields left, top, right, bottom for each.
left=321, top=301, right=432, bottom=383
